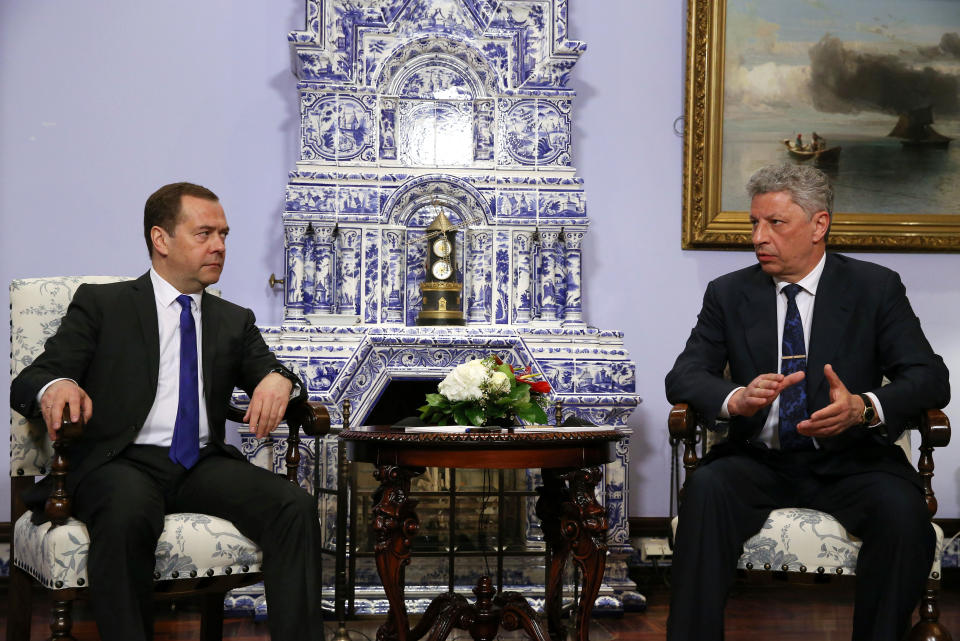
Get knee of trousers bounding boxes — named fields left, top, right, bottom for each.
left=271, top=484, right=319, bottom=524
left=866, top=487, right=930, bottom=534
left=858, top=491, right=935, bottom=560
left=86, top=507, right=165, bottom=547
left=680, top=464, right=740, bottom=512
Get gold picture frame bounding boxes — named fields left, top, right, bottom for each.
left=682, top=0, right=960, bottom=251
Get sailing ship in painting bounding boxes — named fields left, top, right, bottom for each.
left=887, top=106, right=953, bottom=149
left=782, top=131, right=841, bottom=164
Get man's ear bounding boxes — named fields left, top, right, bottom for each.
left=151, top=226, right=170, bottom=258
left=812, top=211, right=830, bottom=243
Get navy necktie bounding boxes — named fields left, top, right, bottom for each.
left=778, top=284, right=813, bottom=451
left=170, top=294, right=200, bottom=468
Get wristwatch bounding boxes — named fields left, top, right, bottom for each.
left=858, top=394, right=877, bottom=427
left=268, top=367, right=302, bottom=399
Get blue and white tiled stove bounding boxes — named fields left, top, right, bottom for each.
left=229, top=0, right=642, bottom=617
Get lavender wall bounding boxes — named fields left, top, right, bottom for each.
left=2, top=1, right=958, bottom=523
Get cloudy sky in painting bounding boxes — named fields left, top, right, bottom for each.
left=724, top=0, right=960, bottom=119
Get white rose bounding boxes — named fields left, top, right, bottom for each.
left=489, top=371, right=510, bottom=394
left=439, top=359, right=489, bottom=401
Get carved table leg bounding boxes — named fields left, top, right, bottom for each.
left=565, top=467, right=607, bottom=641
left=409, top=592, right=469, bottom=641
left=373, top=465, right=424, bottom=641
left=497, top=590, right=550, bottom=641
left=537, top=467, right=608, bottom=641
left=536, top=470, right=572, bottom=641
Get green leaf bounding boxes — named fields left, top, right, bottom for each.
left=510, top=385, right=530, bottom=403
left=528, top=403, right=548, bottom=425
left=453, top=406, right=470, bottom=427
left=514, top=403, right=540, bottom=423
left=465, top=405, right=485, bottom=426
left=424, top=393, right=446, bottom=407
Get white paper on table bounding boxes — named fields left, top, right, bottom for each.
left=402, top=426, right=613, bottom=434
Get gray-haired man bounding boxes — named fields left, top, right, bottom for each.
left=665, top=164, right=949, bottom=640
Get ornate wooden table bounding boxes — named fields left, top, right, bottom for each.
left=339, top=426, right=625, bottom=641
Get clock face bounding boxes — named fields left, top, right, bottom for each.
left=431, top=259, right=452, bottom=280
left=432, top=237, right=452, bottom=258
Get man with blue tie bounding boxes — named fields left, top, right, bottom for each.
left=664, top=164, right=950, bottom=640
left=11, top=183, right=325, bottom=641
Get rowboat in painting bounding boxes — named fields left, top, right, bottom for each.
left=782, top=139, right=842, bottom=163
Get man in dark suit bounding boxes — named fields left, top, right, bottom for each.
left=11, top=183, right=324, bottom=641
left=665, top=164, right=950, bottom=641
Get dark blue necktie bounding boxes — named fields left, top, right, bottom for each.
left=778, top=284, right=813, bottom=451
left=170, top=294, right=200, bottom=468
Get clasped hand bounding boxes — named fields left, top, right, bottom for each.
left=728, top=364, right=865, bottom=438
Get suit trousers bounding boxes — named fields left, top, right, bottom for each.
left=72, top=443, right=324, bottom=641
left=666, top=451, right=935, bottom=641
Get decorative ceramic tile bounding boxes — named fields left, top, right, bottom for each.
left=337, top=228, right=362, bottom=315
left=337, top=186, right=379, bottom=215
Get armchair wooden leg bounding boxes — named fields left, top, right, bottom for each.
left=907, top=579, right=952, bottom=641
left=49, top=598, right=76, bottom=640
left=200, top=592, right=226, bottom=641
left=6, top=565, right=33, bottom=641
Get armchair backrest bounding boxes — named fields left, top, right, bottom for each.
left=10, top=277, right=132, bottom=479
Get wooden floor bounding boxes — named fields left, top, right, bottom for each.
left=3, top=576, right=960, bottom=640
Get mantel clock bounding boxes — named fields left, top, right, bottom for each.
left=417, top=210, right=465, bottom=326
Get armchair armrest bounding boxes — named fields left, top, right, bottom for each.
left=916, top=408, right=951, bottom=519
left=668, top=403, right=702, bottom=504
left=226, top=397, right=331, bottom=484
left=45, top=408, right=84, bottom=526
left=224, top=397, right=330, bottom=435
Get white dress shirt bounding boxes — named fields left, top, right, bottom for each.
left=720, top=254, right=884, bottom=447
left=136, top=269, right=210, bottom=447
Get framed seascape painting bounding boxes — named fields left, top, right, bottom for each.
left=682, top=0, right=960, bottom=251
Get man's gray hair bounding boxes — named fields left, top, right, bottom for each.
left=746, top=164, right=834, bottom=217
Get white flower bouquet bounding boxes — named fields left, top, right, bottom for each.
left=419, top=356, right=551, bottom=427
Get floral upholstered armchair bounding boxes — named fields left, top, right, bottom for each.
left=8, top=276, right=330, bottom=641
left=668, top=402, right=951, bottom=640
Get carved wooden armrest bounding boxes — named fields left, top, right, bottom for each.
left=668, top=403, right=702, bottom=491
left=225, top=398, right=331, bottom=484
left=915, top=408, right=951, bottom=519
left=45, top=408, right=84, bottom=526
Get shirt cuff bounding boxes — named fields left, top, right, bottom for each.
left=36, top=378, right=76, bottom=404
left=719, top=387, right=743, bottom=419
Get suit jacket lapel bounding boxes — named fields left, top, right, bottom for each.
left=131, top=272, right=160, bottom=393
left=807, top=253, right=853, bottom=402
left=200, top=291, right=217, bottom=400
left=739, top=269, right=778, bottom=377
